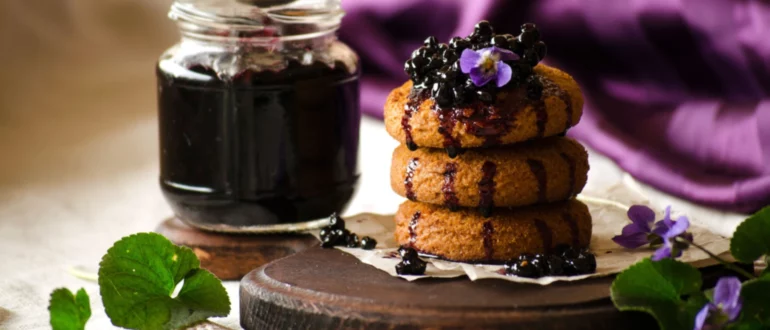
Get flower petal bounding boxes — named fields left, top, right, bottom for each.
left=713, top=277, right=742, bottom=314
left=495, top=62, right=512, bottom=87
left=652, top=245, right=672, bottom=261
left=666, top=216, right=690, bottom=238
left=470, top=67, right=493, bottom=86
left=627, top=205, right=655, bottom=232
left=459, top=49, right=481, bottom=74
left=493, top=47, right=519, bottom=61
left=612, top=231, right=649, bottom=249
left=662, top=205, right=673, bottom=227
left=693, top=304, right=711, bottom=330
left=652, top=221, right=670, bottom=237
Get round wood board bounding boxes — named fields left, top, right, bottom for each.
left=156, top=218, right=319, bottom=280
left=241, top=248, right=673, bottom=330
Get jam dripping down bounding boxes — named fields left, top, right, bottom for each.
left=533, top=219, right=553, bottom=254
left=526, top=159, right=547, bottom=203
left=402, top=91, right=424, bottom=151
left=562, top=212, right=581, bottom=246
left=404, top=158, right=420, bottom=200
left=408, top=211, right=422, bottom=247
left=424, top=74, right=570, bottom=156
left=442, top=162, right=460, bottom=211
left=478, top=161, right=497, bottom=217
left=482, top=221, right=495, bottom=260
left=542, top=76, right=573, bottom=128
left=560, top=152, right=576, bottom=199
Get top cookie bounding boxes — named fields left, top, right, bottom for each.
left=384, top=64, right=583, bottom=150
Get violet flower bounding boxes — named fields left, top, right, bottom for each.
left=459, top=47, right=518, bottom=87
left=651, top=215, right=691, bottom=261
left=694, top=276, right=742, bottom=330
left=612, top=205, right=657, bottom=249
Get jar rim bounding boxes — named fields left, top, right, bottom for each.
left=170, top=0, right=345, bottom=32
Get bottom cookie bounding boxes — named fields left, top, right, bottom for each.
left=394, top=199, right=592, bottom=263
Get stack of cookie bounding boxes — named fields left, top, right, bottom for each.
left=384, top=22, right=593, bottom=265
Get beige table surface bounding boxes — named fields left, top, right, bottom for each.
left=0, top=1, right=747, bottom=328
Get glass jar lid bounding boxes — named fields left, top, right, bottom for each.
left=170, top=0, right=344, bottom=37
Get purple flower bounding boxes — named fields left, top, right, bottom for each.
left=612, top=205, right=657, bottom=249
left=694, top=277, right=742, bottom=330
left=651, top=216, right=690, bottom=261
left=459, top=47, right=519, bottom=87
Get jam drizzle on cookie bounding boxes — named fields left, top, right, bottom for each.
left=478, top=161, right=497, bottom=217
left=404, top=158, right=420, bottom=200
left=560, top=152, right=576, bottom=199
left=533, top=219, right=553, bottom=254
left=408, top=211, right=421, bottom=247
left=402, top=92, right=424, bottom=151
left=526, top=159, right=548, bottom=203
left=482, top=221, right=495, bottom=260
left=442, top=162, right=460, bottom=211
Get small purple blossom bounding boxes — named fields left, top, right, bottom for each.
left=459, top=47, right=519, bottom=88
left=694, top=277, right=742, bottom=330
left=612, top=205, right=657, bottom=249
left=651, top=215, right=690, bottom=261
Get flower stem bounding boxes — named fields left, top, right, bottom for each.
left=686, top=239, right=756, bottom=280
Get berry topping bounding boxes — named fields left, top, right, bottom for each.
left=404, top=21, right=546, bottom=110
left=395, top=246, right=427, bottom=275
left=329, top=212, right=345, bottom=230
left=360, top=236, right=378, bottom=250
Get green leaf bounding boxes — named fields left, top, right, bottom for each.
left=731, top=206, right=770, bottom=263
left=98, top=233, right=230, bottom=330
left=611, top=258, right=703, bottom=330
left=740, top=278, right=770, bottom=324
left=49, top=288, right=91, bottom=330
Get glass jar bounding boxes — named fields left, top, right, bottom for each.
left=157, top=0, right=360, bottom=232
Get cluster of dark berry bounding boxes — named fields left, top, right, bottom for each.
left=320, top=213, right=377, bottom=250
left=404, top=21, right=547, bottom=109
left=395, top=246, right=427, bottom=275
left=504, top=245, right=597, bottom=278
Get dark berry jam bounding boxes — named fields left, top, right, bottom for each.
left=157, top=59, right=360, bottom=227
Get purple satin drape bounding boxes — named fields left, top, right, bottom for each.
left=339, top=0, right=770, bottom=213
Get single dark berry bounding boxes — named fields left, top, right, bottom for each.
left=437, top=43, right=449, bottom=52
left=411, top=56, right=429, bottom=70
left=544, top=255, right=565, bottom=276
left=577, top=250, right=597, bottom=273
left=424, top=36, right=438, bottom=48
left=476, top=90, right=495, bottom=104
left=395, top=258, right=427, bottom=275
left=438, top=66, right=458, bottom=82
left=490, top=35, right=510, bottom=49
left=319, top=228, right=331, bottom=238
left=473, top=20, right=494, bottom=37
left=522, top=49, right=541, bottom=66
left=399, top=246, right=418, bottom=259
left=450, top=37, right=472, bottom=52
left=329, top=213, right=345, bottom=230
left=558, top=245, right=581, bottom=260
left=432, top=83, right=454, bottom=108
left=406, top=141, right=418, bottom=151
left=346, top=233, right=360, bottom=248
left=534, top=41, right=547, bottom=61
left=360, top=236, right=378, bottom=250
left=509, top=39, right=525, bottom=56
left=441, top=49, right=458, bottom=64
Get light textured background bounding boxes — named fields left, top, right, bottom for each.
left=0, top=1, right=748, bottom=328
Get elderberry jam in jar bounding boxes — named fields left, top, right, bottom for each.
left=157, top=0, right=360, bottom=231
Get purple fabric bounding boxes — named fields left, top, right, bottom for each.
left=339, top=0, right=770, bottom=213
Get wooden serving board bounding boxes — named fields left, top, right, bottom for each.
left=240, top=247, right=669, bottom=330
left=156, top=218, right=319, bottom=280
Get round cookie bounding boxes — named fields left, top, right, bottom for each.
left=384, top=64, right=584, bottom=150
left=391, top=137, right=589, bottom=210
left=394, top=199, right=592, bottom=263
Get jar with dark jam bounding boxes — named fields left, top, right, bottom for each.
left=157, top=0, right=360, bottom=231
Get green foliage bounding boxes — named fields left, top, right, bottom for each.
left=49, top=288, right=91, bottom=330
